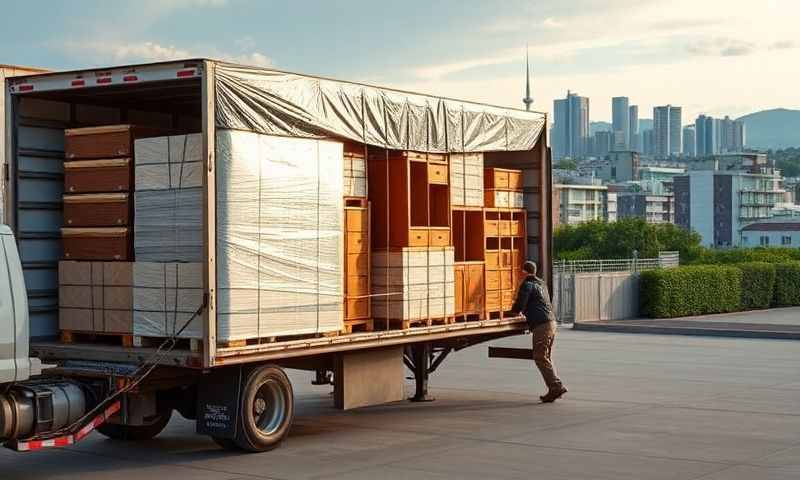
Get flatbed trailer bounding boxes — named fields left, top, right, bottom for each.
left=2, top=59, right=551, bottom=452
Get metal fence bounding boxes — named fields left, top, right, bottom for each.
left=553, top=251, right=679, bottom=323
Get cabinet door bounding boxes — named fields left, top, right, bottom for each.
left=466, top=265, right=484, bottom=312
left=454, top=265, right=465, bottom=314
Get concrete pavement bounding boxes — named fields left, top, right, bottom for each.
left=2, top=328, right=800, bottom=479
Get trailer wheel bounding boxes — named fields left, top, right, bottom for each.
left=233, top=365, right=294, bottom=452
left=97, top=410, right=172, bottom=441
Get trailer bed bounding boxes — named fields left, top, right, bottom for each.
left=32, top=316, right=527, bottom=368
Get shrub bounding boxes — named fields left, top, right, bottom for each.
left=733, top=262, right=776, bottom=310
left=691, top=247, right=800, bottom=265
left=640, top=265, right=742, bottom=318
left=773, top=262, right=800, bottom=307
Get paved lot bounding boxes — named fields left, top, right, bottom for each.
left=3, top=328, right=800, bottom=479
left=576, top=307, right=800, bottom=340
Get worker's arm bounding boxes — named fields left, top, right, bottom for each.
left=510, top=279, right=533, bottom=315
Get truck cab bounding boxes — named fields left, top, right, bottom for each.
left=0, top=224, right=41, bottom=384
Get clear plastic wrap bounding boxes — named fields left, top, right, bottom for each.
left=132, top=262, right=204, bottom=339
left=215, top=130, right=344, bottom=340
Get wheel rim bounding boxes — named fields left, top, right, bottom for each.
left=253, top=379, right=285, bottom=436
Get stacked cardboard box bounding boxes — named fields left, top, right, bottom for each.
left=59, top=261, right=133, bottom=333
left=450, top=153, right=484, bottom=207
left=134, top=134, right=204, bottom=262
left=133, top=262, right=204, bottom=339
left=484, top=167, right=524, bottom=209
left=371, top=247, right=455, bottom=320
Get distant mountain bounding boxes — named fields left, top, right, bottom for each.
left=737, top=109, right=800, bottom=150
left=590, top=121, right=611, bottom=135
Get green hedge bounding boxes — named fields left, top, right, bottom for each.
left=733, top=262, right=776, bottom=310
left=691, top=247, right=800, bottom=265
left=773, top=262, right=800, bottom=307
left=640, top=265, right=742, bottom=318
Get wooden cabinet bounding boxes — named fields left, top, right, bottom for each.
left=344, top=206, right=371, bottom=322
left=455, top=262, right=485, bottom=317
left=64, top=125, right=166, bottom=160
left=368, top=150, right=451, bottom=248
left=483, top=207, right=526, bottom=317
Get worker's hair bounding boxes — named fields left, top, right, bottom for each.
left=523, top=261, right=537, bottom=275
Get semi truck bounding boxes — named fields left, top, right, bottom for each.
left=0, top=59, right=552, bottom=453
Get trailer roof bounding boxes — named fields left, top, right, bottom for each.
left=11, top=58, right=547, bottom=153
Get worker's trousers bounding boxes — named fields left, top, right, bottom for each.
left=531, top=321, right=563, bottom=390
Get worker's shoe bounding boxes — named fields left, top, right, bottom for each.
left=540, top=386, right=568, bottom=403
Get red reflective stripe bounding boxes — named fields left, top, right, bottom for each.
left=26, top=440, right=42, bottom=450
left=71, top=79, right=85, bottom=87
left=176, top=69, right=195, bottom=78
left=123, top=75, right=138, bottom=82
left=54, top=437, right=72, bottom=447
left=96, top=77, right=112, bottom=84
left=18, top=84, right=34, bottom=92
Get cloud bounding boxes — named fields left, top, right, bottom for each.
left=541, top=17, right=564, bottom=29
left=60, top=40, right=273, bottom=67
left=769, top=40, right=796, bottom=50
left=686, top=38, right=756, bottom=57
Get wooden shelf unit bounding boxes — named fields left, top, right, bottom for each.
left=483, top=208, right=527, bottom=317
left=367, top=150, right=451, bottom=249
left=344, top=204, right=372, bottom=330
left=454, top=262, right=485, bottom=318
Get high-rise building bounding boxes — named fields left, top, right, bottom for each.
left=629, top=105, right=639, bottom=152
left=612, top=97, right=630, bottom=150
left=552, top=90, right=590, bottom=160
left=653, top=105, right=682, bottom=158
left=719, top=116, right=746, bottom=153
left=696, top=114, right=746, bottom=156
left=642, top=129, right=655, bottom=156
left=593, top=130, right=612, bottom=158
left=682, top=126, right=696, bottom=157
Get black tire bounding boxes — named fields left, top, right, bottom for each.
left=211, top=436, right=239, bottom=450
left=233, top=365, right=294, bottom=452
left=97, top=410, right=172, bottom=441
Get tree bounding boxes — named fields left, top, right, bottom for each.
left=554, top=159, right=578, bottom=170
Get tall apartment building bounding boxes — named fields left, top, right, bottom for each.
left=593, top=130, right=612, bottom=158
left=617, top=193, right=675, bottom=224
left=552, top=90, right=590, bottom=160
left=674, top=154, right=784, bottom=247
left=554, top=183, right=616, bottom=225
left=612, top=97, right=630, bottom=150
left=642, top=129, right=655, bottom=156
left=653, top=105, right=682, bottom=158
left=629, top=105, right=640, bottom=152
left=682, top=126, right=696, bottom=157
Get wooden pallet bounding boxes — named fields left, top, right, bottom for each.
left=133, top=336, right=202, bottom=352
left=343, top=319, right=374, bottom=334
left=454, top=313, right=483, bottom=323
left=487, top=310, right=519, bottom=320
left=373, top=316, right=455, bottom=331
left=59, top=330, right=202, bottom=352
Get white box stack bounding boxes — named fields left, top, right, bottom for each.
left=134, top=134, right=203, bottom=262
left=488, top=190, right=524, bottom=209
left=343, top=154, right=367, bottom=197
left=450, top=153, right=484, bottom=207
left=132, top=262, right=204, bottom=339
left=372, top=247, right=455, bottom=320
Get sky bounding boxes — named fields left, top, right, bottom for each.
left=1, top=0, right=799, bottom=125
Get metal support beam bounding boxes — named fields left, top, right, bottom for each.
left=406, top=343, right=434, bottom=402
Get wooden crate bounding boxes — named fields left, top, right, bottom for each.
left=64, top=124, right=166, bottom=159
left=63, top=193, right=131, bottom=227
left=62, top=227, right=132, bottom=261
left=64, top=159, right=132, bottom=193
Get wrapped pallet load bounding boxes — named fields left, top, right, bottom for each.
left=215, top=130, right=344, bottom=341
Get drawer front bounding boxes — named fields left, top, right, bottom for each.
left=346, top=232, right=369, bottom=253
left=62, top=231, right=131, bottom=261
left=511, top=220, right=522, bottom=236
left=66, top=130, right=133, bottom=159
left=428, top=163, right=448, bottom=185
left=347, top=253, right=369, bottom=273
left=346, top=275, right=369, bottom=294
left=485, top=269, right=500, bottom=291
left=485, top=251, right=500, bottom=269
left=346, top=298, right=370, bottom=319
left=499, top=220, right=512, bottom=236
left=484, top=220, right=499, bottom=236
left=500, top=270, right=513, bottom=290
left=345, top=208, right=368, bottom=232
left=429, top=229, right=450, bottom=247
left=511, top=250, right=522, bottom=268
left=408, top=228, right=429, bottom=247
left=501, top=250, right=513, bottom=269
left=508, top=171, right=523, bottom=190
left=486, top=290, right=501, bottom=311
